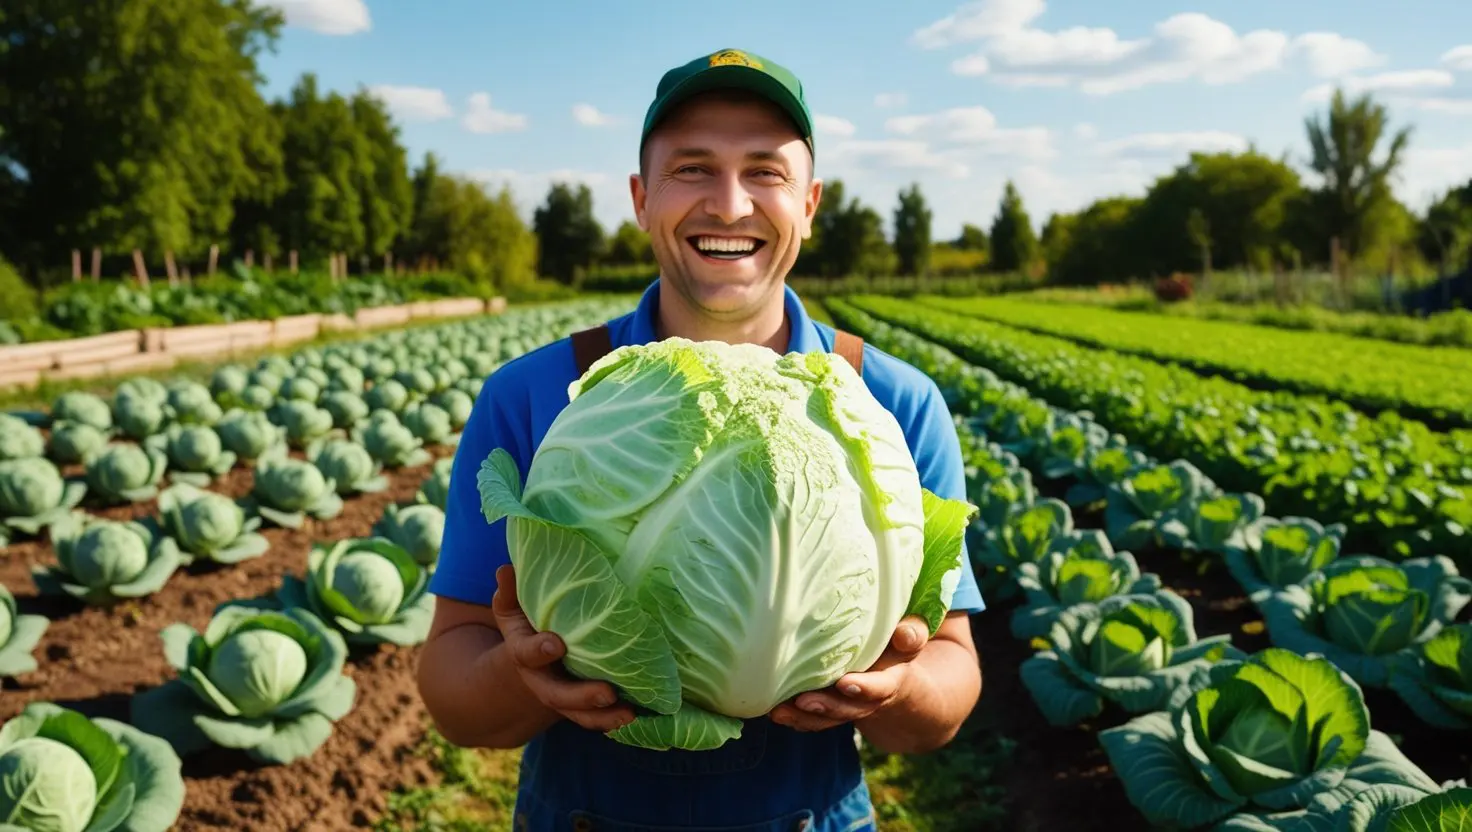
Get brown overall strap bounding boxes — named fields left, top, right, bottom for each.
left=568, top=324, right=865, bottom=376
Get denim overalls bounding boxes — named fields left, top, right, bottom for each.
left=509, top=718, right=878, bottom=831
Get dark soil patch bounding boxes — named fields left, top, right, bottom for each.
left=1, top=444, right=456, bottom=831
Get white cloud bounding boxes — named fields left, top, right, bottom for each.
left=1398, top=142, right=1472, bottom=207
left=824, top=140, right=972, bottom=179
left=367, top=85, right=454, bottom=122
left=1093, top=131, right=1250, bottom=158
left=915, top=2, right=1393, bottom=95
left=814, top=114, right=857, bottom=137
left=884, top=106, right=1056, bottom=159
left=462, top=93, right=529, bottom=134
left=265, top=0, right=370, bottom=35
left=1300, top=69, right=1457, bottom=103
left=571, top=103, right=616, bottom=127
left=1443, top=45, right=1472, bottom=72
left=1287, top=33, right=1386, bottom=78
left=873, top=92, right=909, bottom=108
left=1073, top=122, right=1098, bottom=140
left=466, top=168, right=630, bottom=228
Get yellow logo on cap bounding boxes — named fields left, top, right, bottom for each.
left=708, top=49, right=763, bottom=69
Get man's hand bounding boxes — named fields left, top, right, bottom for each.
left=768, top=614, right=930, bottom=733
left=489, top=564, right=637, bottom=733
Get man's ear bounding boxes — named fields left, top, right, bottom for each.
left=630, top=173, right=648, bottom=230
left=802, top=177, right=823, bottom=240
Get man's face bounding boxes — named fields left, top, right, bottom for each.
left=631, top=92, right=822, bottom=321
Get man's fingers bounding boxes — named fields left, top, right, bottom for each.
left=890, top=615, right=930, bottom=655
left=834, top=664, right=907, bottom=704
left=521, top=666, right=624, bottom=714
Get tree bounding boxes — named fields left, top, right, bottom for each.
left=954, top=223, right=990, bottom=255
left=0, top=0, right=285, bottom=274
left=989, top=181, right=1040, bottom=273
left=796, top=179, right=893, bottom=277
left=352, top=89, right=415, bottom=259
left=1418, top=181, right=1472, bottom=273
left=1045, top=197, right=1144, bottom=285
left=892, top=183, right=933, bottom=277
left=1304, top=89, right=1412, bottom=261
left=533, top=183, right=605, bottom=283
left=605, top=220, right=653, bottom=265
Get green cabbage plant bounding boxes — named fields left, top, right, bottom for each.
left=973, top=498, right=1074, bottom=601
left=165, top=381, right=222, bottom=426
left=1157, top=489, right=1266, bottom=554
left=272, top=400, right=337, bottom=452
left=0, top=457, right=87, bottom=545
left=1387, top=622, right=1472, bottom=729
left=434, top=388, right=474, bottom=431
left=34, top=515, right=181, bottom=606
left=363, top=380, right=409, bottom=414
left=1336, top=785, right=1472, bottom=832
left=47, top=421, right=111, bottom=466
left=1104, top=459, right=1213, bottom=550
left=963, top=440, right=1034, bottom=529
left=277, top=537, right=434, bottom=646
left=84, top=444, right=168, bottom=505
left=372, top=503, right=444, bottom=568
left=1099, top=648, right=1441, bottom=830
left=476, top=339, right=976, bottom=751
left=51, top=392, right=113, bottom=432
left=277, top=376, right=320, bottom=404
left=415, top=457, right=453, bottom=510
left=1010, top=530, right=1161, bottom=639
left=320, top=390, right=369, bottom=430
left=1259, top=555, right=1472, bottom=688
left=1224, top=516, right=1346, bottom=604
left=0, top=582, right=48, bottom=677
left=248, top=446, right=344, bottom=529
left=215, top=409, right=286, bottom=462
left=154, top=483, right=269, bottom=566
left=0, top=412, right=45, bottom=460
left=1018, top=591, right=1241, bottom=727
left=311, top=438, right=389, bottom=496
left=403, top=401, right=458, bottom=446
left=354, top=412, right=431, bottom=468
left=1063, top=444, right=1149, bottom=508
left=113, top=378, right=172, bottom=441
left=130, top=605, right=357, bottom=765
left=146, top=425, right=236, bottom=486
left=0, top=701, right=185, bottom=832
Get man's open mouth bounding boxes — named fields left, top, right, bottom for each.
left=687, top=235, right=767, bottom=260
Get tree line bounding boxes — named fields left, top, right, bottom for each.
left=3, top=1, right=1470, bottom=294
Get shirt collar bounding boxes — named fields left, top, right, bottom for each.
left=621, top=278, right=824, bottom=354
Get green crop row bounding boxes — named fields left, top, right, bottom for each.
left=843, top=295, right=1471, bottom=561
left=914, top=295, right=1472, bottom=429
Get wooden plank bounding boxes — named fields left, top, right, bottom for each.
left=103, top=352, right=178, bottom=374
left=54, top=341, right=143, bottom=369
left=486, top=297, right=508, bottom=314
left=0, top=368, right=43, bottom=389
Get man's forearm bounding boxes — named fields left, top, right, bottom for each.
left=416, top=623, right=561, bottom=749
left=855, top=637, right=981, bottom=755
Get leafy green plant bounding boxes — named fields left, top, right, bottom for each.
left=1223, top=516, right=1347, bottom=603
left=129, top=605, right=357, bottom=765
left=355, top=412, right=432, bottom=468
left=0, top=457, right=87, bottom=546
left=247, top=445, right=344, bottom=529
left=276, top=537, right=434, bottom=646
left=415, top=458, right=453, bottom=510
left=1157, top=490, right=1266, bottom=554
left=1010, top=530, right=1161, bottom=639
left=372, top=503, right=445, bottom=568
left=51, top=392, right=113, bottom=433
left=273, top=399, right=338, bottom=452
left=153, top=483, right=269, bottom=566
left=164, top=381, right=222, bottom=426
left=1386, top=622, right=1472, bottom=730
left=1337, top=785, right=1472, bottom=832
left=0, top=582, right=47, bottom=677
left=1098, top=648, right=1440, bottom=830
left=0, top=412, right=46, bottom=461
left=0, top=701, right=186, bottom=832
left=1103, top=460, right=1214, bottom=550
left=974, top=498, right=1074, bottom=600
left=146, top=425, right=236, bottom=486
left=1018, top=591, right=1240, bottom=727
left=84, top=444, right=168, bottom=505
left=1259, top=555, right=1472, bottom=687
left=215, top=409, right=286, bottom=462
left=47, top=421, right=111, bottom=466
left=34, top=515, right=181, bottom=606
left=112, top=379, right=172, bottom=442
left=311, top=438, right=389, bottom=496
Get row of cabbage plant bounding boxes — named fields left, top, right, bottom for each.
left=827, top=296, right=1472, bottom=831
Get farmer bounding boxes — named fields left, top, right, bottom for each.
left=417, top=48, right=986, bottom=831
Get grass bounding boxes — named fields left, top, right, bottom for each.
left=372, top=728, right=523, bottom=832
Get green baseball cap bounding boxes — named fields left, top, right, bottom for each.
left=640, top=48, right=815, bottom=161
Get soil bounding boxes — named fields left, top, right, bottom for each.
left=2, top=444, right=457, bottom=832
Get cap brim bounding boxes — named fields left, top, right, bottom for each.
left=646, top=65, right=813, bottom=148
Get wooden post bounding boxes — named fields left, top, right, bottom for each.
left=72, top=249, right=82, bottom=282
left=289, top=250, right=298, bottom=274
left=329, top=253, right=338, bottom=280
left=263, top=252, right=272, bottom=272
left=91, top=248, right=101, bottom=282
left=164, top=250, right=178, bottom=286
left=245, top=249, right=254, bottom=269
left=384, top=252, right=393, bottom=274
left=182, top=266, right=192, bottom=284
left=208, top=245, right=219, bottom=276
left=132, top=250, right=150, bottom=289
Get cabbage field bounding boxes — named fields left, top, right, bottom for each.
left=2, top=291, right=1470, bottom=830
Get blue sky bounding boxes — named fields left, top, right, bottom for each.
left=257, top=0, right=1472, bottom=240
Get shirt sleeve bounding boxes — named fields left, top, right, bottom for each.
left=907, top=377, right=987, bottom=616
left=427, top=371, right=526, bottom=607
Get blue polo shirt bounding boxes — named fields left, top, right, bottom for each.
left=427, top=279, right=985, bottom=829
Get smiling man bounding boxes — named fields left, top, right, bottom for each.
left=416, top=48, right=986, bottom=831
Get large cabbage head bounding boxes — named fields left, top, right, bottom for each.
left=0, top=413, right=45, bottom=461
left=0, top=702, right=184, bottom=832
left=477, top=338, right=976, bottom=751
left=85, top=443, right=168, bottom=504
left=215, top=409, right=284, bottom=461
left=1260, top=555, right=1472, bottom=688
left=0, top=457, right=86, bottom=545
left=1224, top=515, right=1346, bottom=602
left=277, top=537, right=433, bottom=645
left=156, top=483, right=268, bottom=565
left=250, top=448, right=343, bottom=529
left=42, top=516, right=180, bottom=605
left=1387, top=621, right=1472, bottom=730
left=1099, top=648, right=1439, bottom=830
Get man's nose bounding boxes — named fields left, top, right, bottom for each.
left=703, top=173, right=755, bottom=225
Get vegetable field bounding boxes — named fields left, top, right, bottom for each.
left=2, top=289, right=1469, bottom=830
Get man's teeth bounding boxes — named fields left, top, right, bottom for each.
left=693, top=236, right=759, bottom=254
